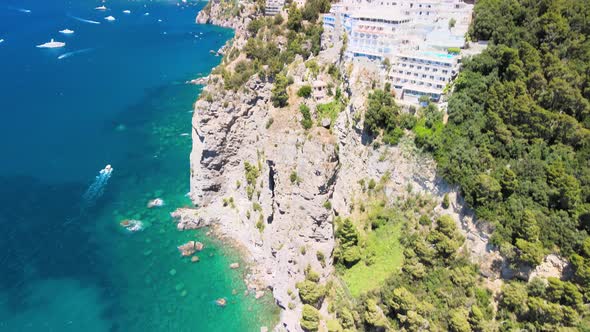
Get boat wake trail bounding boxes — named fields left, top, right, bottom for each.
left=58, top=48, right=93, bottom=60
left=6, top=6, right=31, bottom=13
left=68, top=15, right=101, bottom=25
left=82, top=165, right=113, bottom=208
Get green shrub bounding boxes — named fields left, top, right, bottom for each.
left=290, top=171, right=300, bottom=184
left=244, top=161, right=259, bottom=186
left=383, top=127, right=404, bottom=145
left=316, top=251, right=325, bottom=267
left=297, top=281, right=325, bottom=307
left=300, top=305, right=320, bottom=331
left=300, top=246, right=307, bottom=255
left=442, top=193, right=450, bottom=209
left=448, top=47, right=461, bottom=54
left=256, top=214, right=265, bottom=232
left=419, top=214, right=431, bottom=226
left=298, top=85, right=312, bottom=98
left=300, top=104, right=313, bottom=129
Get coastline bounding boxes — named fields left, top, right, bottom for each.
left=182, top=3, right=483, bottom=331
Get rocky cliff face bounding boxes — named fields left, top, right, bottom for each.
left=190, top=70, right=338, bottom=330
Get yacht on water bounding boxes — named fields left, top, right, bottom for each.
left=123, top=10, right=131, bottom=14
left=59, top=29, right=75, bottom=34
left=36, top=39, right=65, bottom=48
left=95, top=5, right=107, bottom=10
left=0, top=39, right=4, bottom=44
left=105, top=16, right=116, bottom=21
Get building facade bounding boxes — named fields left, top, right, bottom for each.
left=389, top=51, right=459, bottom=101
left=265, top=0, right=285, bottom=16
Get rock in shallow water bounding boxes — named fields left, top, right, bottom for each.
left=177, top=241, right=204, bottom=256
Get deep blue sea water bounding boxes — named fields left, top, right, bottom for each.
left=0, top=1, right=277, bottom=331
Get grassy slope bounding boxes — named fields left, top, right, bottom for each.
left=341, top=222, right=403, bottom=297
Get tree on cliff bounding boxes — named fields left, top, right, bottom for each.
left=271, top=73, right=289, bottom=108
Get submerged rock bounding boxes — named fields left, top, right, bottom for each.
left=215, top=298, right=227, bottom=307
left=147, top=198, right=165, bottom=208
left=119, top=219, right=144, bottom=232
left=191, top=256, right=200, bottom=263
left=229, top=262, right=240, bottom=269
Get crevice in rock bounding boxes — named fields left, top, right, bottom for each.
left=267, top=160, right=276, bottom=224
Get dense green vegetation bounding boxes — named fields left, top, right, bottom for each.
left=364, top=87, right=418, bottom=145
left=421, top=0, right=590, bottom=300
left=329, top=1, right=590, bottom=330
left=330, top=193, right=495, bottom=331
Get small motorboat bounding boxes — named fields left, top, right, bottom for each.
left=105, top=16, right=116, bottom=21
left=95, top=5, right=107, bottom=10
left=123, top=10, right=131, bottom=14
left=215, top=298, right=227, bottom=307
left=36, top=38, right=65, bottom=48
left=59, top=29, right=75, bottom=34
left=100, top=164, right=113, bottom=175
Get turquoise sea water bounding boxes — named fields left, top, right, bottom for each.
left=0, top=1, right=277, bottom=331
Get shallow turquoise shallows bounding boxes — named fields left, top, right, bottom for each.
left=0, top=1, right=278, bottom=331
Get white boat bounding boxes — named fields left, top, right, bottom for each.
left=144, top=12, right=150, bottom=16
left=123, top=10, right=131, bottom=14
left=100, top=164, right=113, bottom=175
left=105, top=16, right=116, bottom=21
left=36, top=39, right=66, bottom=48
left=59, top=29, right=75, bottom=34
left=0, top=39, right=4, bottom=44
left=95, top=5, right=107, bottom=10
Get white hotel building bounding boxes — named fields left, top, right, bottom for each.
left=389, top=51, right=459, bottom=102
left=323, top=0, right=473, bottom=102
